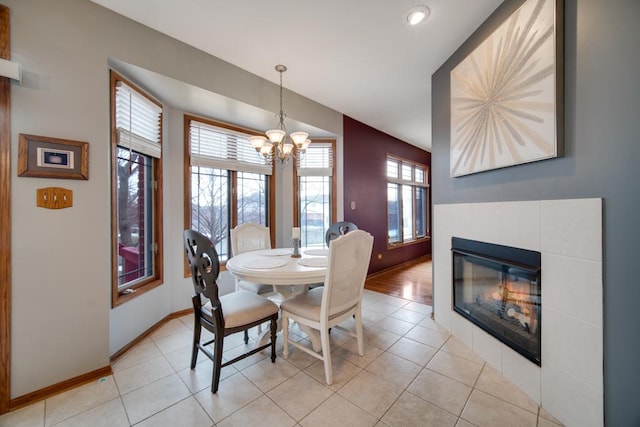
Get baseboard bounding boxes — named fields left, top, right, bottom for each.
left=9, top=365, right=112, bottom=411
left=366, top=254, right=431, bottom=279
left=110, top=308, right=192, bottom=363
left=7, top=307, right=192, bottom=412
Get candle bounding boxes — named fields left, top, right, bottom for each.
left=292, top=227, right=301, bottom=240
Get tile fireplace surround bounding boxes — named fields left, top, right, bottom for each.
left=433, top=198, right=603, bottom=427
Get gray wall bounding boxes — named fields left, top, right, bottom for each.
left=4, top=0, right=341, bottom=398
left=431, top=0, right=640, bottom=424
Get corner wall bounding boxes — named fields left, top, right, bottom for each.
left=431, top=0, right=640, bottom=424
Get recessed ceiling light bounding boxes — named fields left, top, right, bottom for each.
left=407, top=5, right=430, bottom=26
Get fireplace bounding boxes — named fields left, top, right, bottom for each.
left=452, top=237, right=541, bottom=365
left=436, top=199, right=603, bottom=425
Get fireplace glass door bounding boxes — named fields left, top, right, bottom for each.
left=452, top=238, right=541, bottom=365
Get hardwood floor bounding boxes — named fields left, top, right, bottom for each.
left=365, top=255, right=433, bottom=306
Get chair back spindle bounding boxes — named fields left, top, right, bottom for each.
left=183, top=230, right=222, bottom=318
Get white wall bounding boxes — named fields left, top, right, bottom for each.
left=6, top=0, right=342, bottom=398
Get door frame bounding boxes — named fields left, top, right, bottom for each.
left=0, top=4, right=12, bottom=415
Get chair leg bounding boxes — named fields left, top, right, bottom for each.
left=244, top=329, right=249, bottom=344
left=270, top=316, right=277, bottom=363
left=320, top=326, right=333, bottom=385
left=282, top=314, right=289, bottom=359
left=355, top=309, right=364, bottom=356
left=191, top=317, right=201, bottom=369
left=211, top=326, right=224, bottom=393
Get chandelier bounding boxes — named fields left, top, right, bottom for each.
left=248, top=65, right=310, bottom=165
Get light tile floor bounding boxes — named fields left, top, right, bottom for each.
left=0, top=290, right=564, bottom=426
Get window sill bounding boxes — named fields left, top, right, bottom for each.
left=386, top=236, right=431, bottom=250
left=112, top=278, right=163, bottom=308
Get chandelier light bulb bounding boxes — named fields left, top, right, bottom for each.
left=290, top=131, right=309, bottom=147
left=249, top=135, right=266, bottom=151
left=260, top=141, right=273, bottom=157
left=266, top=129, right=286, bottom=144
left=282, top=141, right=294, bottom=155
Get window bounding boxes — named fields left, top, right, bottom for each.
left=110, top=71, right=163, bottom=307
left=294, top=140, right=336, bottom=247
left=386, top=155, right=429, bottom=246
left=185, top=116, right=274, bottom=265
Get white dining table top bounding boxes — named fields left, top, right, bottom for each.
left=226, top=247, right=329, bottom=286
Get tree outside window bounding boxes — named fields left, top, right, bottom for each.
left=294, top=141, right=336, bottom=247
left=185, top=116, right=274, bottom=265
left=111, top=71, right=163, bottom=306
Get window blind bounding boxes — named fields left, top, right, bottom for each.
left=115, top=81, right=163, bottom=158
left=297, top=142, right=334, bottom=176
left=189, top=120, right=272, bottom=175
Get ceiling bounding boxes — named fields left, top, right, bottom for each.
left=91, top=0, right=503, bottom=151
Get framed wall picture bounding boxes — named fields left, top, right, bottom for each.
left=18, top=134, right=89, bottom=180
left=450, top=0, right=564, bottom=177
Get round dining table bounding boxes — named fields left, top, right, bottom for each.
left=225, top=247, right=330, bottom=350
left=226, top=247, right=328, bottom=287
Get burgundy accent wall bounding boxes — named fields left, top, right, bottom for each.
left=343, top=116, right=431, bottom=273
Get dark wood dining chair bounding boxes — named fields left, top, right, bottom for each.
left=183, top=229, right=279, bottom=393
left=325, top=221, right=358, bottom=247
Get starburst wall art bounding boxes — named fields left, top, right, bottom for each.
left=450, top=0, right=563, bottom=177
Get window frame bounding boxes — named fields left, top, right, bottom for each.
left=183, top=114, right=276, bottom=275
left=110, top=70, right=164, bottom=307
left=386, top=154, right=430, bottom=248
left=293, top=139, right=337, bottom=245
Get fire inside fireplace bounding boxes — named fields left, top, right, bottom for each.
left=452, top=237, right=541, bottom=365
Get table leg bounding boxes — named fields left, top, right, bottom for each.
left=297, top=324, right=322, bottom=352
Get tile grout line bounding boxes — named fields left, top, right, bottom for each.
left=35, top=287, right=550, bottom=426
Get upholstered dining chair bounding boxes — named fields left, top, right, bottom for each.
left=183, top=229, right=278, bottom=393
left=230, top=223, right=274, bottom=295
left=281, top=229, right=374, bottom=385
left=325, top=221, right=358, bottom=247
left=317, top=220, right=359, bottom=293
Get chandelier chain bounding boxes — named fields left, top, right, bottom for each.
left=276, top=68, right=286, bottom=131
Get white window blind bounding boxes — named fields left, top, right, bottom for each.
left=297, top=142, right=334, bottom=176
left=115, top=81, right=163, bottom=158
left=189, top=120, right=272, bottom=175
